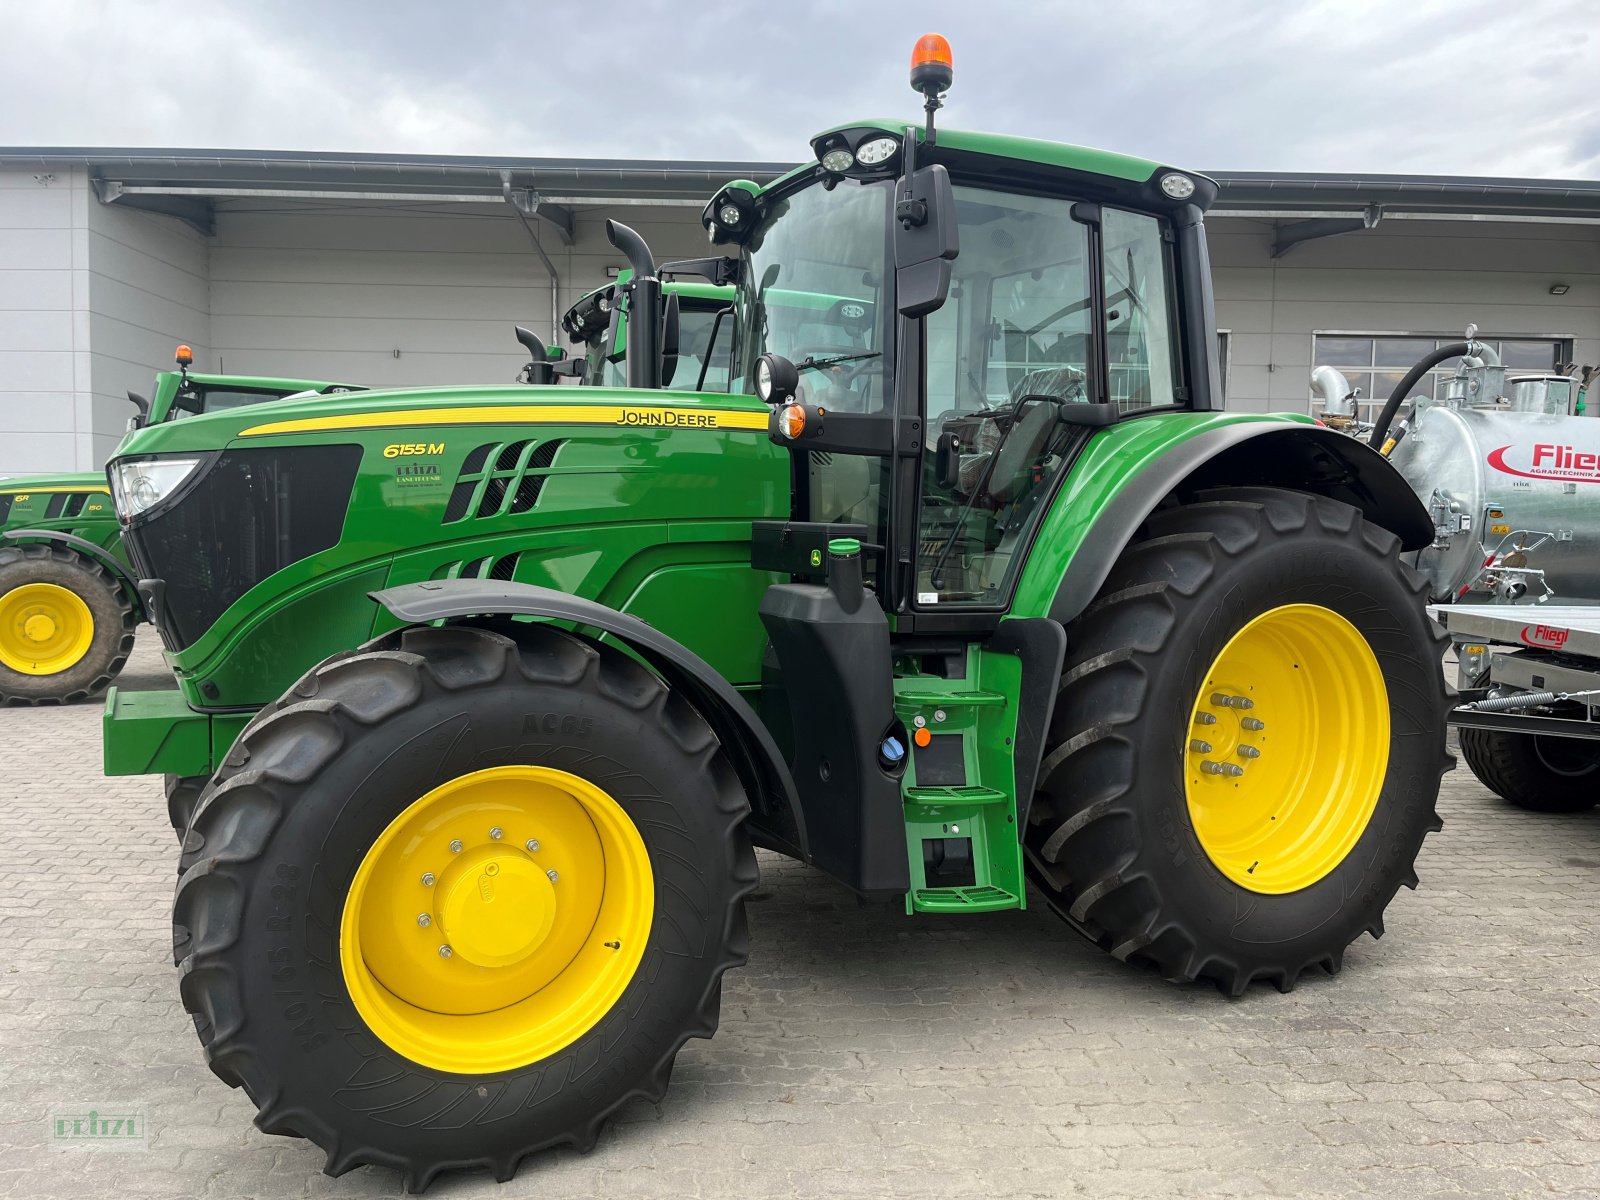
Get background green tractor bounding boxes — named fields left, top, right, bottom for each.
left=105, top=36, right=1451, bottom=1191
left=1, top=349, right=362, bottom=706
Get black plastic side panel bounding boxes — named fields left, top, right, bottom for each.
left=1047, top=424, right=1434, bottom=626
left=989, top=618, right=1067, bottom=837
left=752, top=520, right=871, bottom=581
left=758, top=582, right=910, bottom=895
left=2, top=529, right=147, bottom=622
left=371, top=580, right=807, bottom=860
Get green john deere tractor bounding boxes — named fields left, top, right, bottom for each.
left=1, top=349, right=362, bottom=706
left=104, top=35, right=1450, bottom=1190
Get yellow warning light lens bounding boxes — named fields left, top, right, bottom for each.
left=174, top=344, right=193, bottom=366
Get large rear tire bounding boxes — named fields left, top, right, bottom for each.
left=0, top=543, right=134, bottom=705
left=172, top=623, right=756, bottom=1190
left=1026, top=487, right=1451, bottom=995
left=1458, top=727, right=1600, bottom=812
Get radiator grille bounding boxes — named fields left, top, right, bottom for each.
left=442, top=439, right=565, bottom=524
left=122, top=445, right=360, bottom=649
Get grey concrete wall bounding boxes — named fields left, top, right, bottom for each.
left=1211, top=216, right=1600, bottom=413
left=0, top=166, right=87, bottom=476
left=84, top=193, right=210, bottom=468
left=205, top=201, right=713, bottom=389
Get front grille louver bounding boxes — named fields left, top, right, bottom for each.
left=443, top=439, right=565, bottom=525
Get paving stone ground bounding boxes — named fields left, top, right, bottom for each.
left=0, top=633, right=1597, bottom=1199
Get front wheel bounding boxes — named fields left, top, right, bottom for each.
left=1026, top=487, right=1452, bottom=995
left=1458, top=727, right=1600, bottom=812
left=0, top=543, right=135, bottom=705
left=172, top=623, right=756, bottom=1191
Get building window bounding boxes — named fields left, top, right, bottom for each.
left=1310, top=333, right=1570, bottom=423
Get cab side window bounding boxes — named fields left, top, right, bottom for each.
left=1102, top=208, right=1181, bottom=413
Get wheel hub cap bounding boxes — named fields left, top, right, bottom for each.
left=435, top=849, right=556, bottom=967
left=1184, top=603, right=1389, bottom=895
left=0, top=582, right=94, bottom=675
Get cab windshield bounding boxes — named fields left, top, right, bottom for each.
left=739, top=179, right=894, bottom=531
left=737, top=179, right=893, bottom=413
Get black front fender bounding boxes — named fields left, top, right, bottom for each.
left=371, top=579, right=807, bottom=862
left=2, top=529, right=147, bottom=622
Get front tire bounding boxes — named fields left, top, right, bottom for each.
left=172, top=623, right=756, bottom=1190
left=1026, top=487, right=1451, bottom=995
left=0, top=543, right=134, bottom=705
left=1458, top=727, right=1600, bottom=812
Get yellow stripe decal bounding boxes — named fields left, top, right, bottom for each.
left=239, top=405, right=770, bottom=437
left=0, top=487, right=110, bottom=495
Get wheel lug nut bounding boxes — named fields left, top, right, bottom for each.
left=438, top=945, right=453, bottom=959
left=1241, top=717, right=1265, bottom=731
left=449, top=839, right=463, bottom=854
left=417, top=913, right=432, bottom=927
left=421, top=872, right=435, bottom=887
left=1194, top=712, right=1217, bottom=726
left=525, top=839, right=540, bottom=853
left=1238, top=745, right=1261, bottom=759
left=1190, top=739, right=1213, bottom=754
left=489, top=827, right=503, bottom=840
left=1201, top=761, right=1245, bottom=777
left=547, top=869, right=559, bottom=882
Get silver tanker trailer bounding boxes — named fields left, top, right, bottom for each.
left=1335, top=329, right=1600, bottom=812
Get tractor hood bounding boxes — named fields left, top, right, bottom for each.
left=0, top=472, right=109, bottom=493
left=109, top=382, right=769, bottom=459
left=106, top=380, right=788, bottom=710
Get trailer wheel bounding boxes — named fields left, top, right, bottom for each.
left=1458, top=727, right=1600, bottom=812
left=0, top=543, right=135, bottom=705
left=172, top=623, right=756, bottom=1191
left=1026, top=487, right=1451, bottom=996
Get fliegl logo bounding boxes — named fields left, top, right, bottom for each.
left=1486, top=443, right=1600, bottom=483
left=1520, top=623, right=1571, bottom=650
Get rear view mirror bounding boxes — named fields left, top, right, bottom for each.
left=894, top=163, right=957, bottom=317
left=1054, top=401, right=1119, bottom=428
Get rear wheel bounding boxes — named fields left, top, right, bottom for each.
left=1026, top=487, right=1451, bottom=995
left=164, top=774, right=207, bottom=840
left=172, top=623, right=756, bottom=1190
left=0, top=544, right=134, bottom=705
left=1458, top=727, right=1600, bottom=812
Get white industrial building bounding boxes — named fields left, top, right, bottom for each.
left=1, top=146, right=1597, bottom=475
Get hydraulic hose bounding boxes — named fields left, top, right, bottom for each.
left=1367, top=342, right=1470, bottom=449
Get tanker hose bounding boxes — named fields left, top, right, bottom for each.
left=1367, top=341, right=1471, bottom=449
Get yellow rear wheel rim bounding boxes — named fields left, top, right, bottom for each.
left=1184, top=603, right=1389, bottom=894
left=0, top=582, right=94, bottom=675
left=340, top=765, right=653, bottom=1074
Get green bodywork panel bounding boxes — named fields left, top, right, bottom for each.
left=0, top=475, right=122, bottom=559
left=101, top=685, right=251, bottom=777
left=1010, top=411, right=1317, bottom=619
left=102, top=384, right=791, bottom=776
left=804, top=121, right=1166, bottom=185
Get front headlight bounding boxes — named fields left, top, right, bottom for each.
left=111, top=457, right=203, bottom=521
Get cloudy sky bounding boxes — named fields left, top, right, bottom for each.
left=2, top=0, right=1598, bottom=178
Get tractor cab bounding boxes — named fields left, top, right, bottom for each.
left=561, top=275, right=737, bottom=391
left=129, top=344, right=364, bottom=429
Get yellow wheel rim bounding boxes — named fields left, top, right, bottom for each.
left=0, top=582, right=94, bottom=676
left=339, top=765, right=653, bottom=1074
left=1184, top=603, right=1389, bottom=894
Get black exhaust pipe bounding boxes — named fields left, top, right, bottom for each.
left=606, top=220, right=661, bottom=390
